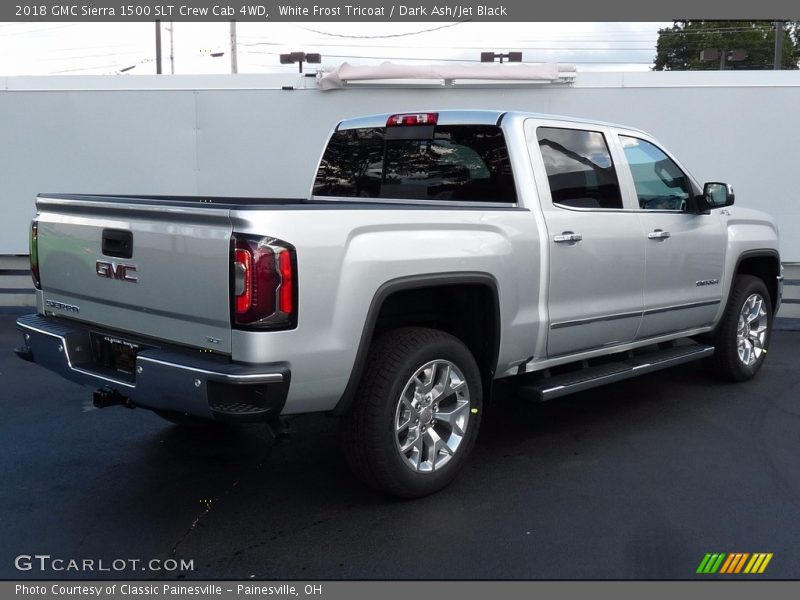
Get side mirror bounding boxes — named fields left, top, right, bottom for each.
left=700, top=182, right=735, bottom=211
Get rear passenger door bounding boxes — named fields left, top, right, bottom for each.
left=614, top=133, right=726, bottom=339
left=525, top=120, right=647, bottom=357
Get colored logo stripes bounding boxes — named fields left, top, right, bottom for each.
left=697, top=553, right=773, bottom=574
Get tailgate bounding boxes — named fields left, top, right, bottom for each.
left=36, top=195, right=234, bottom=353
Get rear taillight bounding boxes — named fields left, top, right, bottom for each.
left=30, top=219, right=40, bottom=289
left=277, top=249, right=293, bottom=315
left=386, top=112, right=438, bottom=126
left=231, top=234, right=297, bottom=329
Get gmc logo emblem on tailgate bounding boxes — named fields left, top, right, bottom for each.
left=96, top=261, right=138, bottom=283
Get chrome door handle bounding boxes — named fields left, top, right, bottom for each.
left=554, top=232, right=583, bottom=243
left=647, top=229, right=671, bottom=240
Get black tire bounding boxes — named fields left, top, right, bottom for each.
left=707, top=275, right=773, bottom=382
left=342, top=327, right=483, bottom=498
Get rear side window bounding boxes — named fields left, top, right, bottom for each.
left=313, top=125, right=516, bottom=203
left=537, top=127, right=623, bottom=209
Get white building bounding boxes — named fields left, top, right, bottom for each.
left=1, top=68, right=799, bottom=314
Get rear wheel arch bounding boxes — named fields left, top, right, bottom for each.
left=333, top=272, right=501, bottom=417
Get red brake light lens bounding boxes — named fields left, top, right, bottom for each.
left=30, top=219, right=41, bottom=289
left=231, top=235, right=296, bottom=329
left=277, top=249, right=293, bottom=315
left=386, top=113, right=438, bottom=127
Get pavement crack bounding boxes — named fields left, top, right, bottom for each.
left=165, top=443, right=276, bottom=572
left=169, top=479, right=240, bottom=562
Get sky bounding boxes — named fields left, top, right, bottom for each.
left=0, top=21, right=671, bottom=76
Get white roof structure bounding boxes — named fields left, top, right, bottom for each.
left=318, top=62, right=577, bottom=90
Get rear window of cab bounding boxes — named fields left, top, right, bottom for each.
left=313, top=125, right=517, bottom=204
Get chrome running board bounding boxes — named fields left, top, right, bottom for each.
left=519, top=343, right=714, bottom=402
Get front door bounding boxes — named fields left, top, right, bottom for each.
left=616, top=134, right=726, bottom=339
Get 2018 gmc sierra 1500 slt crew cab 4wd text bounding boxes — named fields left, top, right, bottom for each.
left=15, top=110, right=783, bottom=497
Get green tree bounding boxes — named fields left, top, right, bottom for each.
left=654, top=21, right=800, bottom=70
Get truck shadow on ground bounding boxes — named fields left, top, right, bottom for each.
left=131, top=359, right=735, bottom=516
left=141, top=361, right=713, bottom=501
left=120, top=360, right=744, bottom=579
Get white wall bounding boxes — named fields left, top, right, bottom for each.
left=2, top=70, right=799, bottom=259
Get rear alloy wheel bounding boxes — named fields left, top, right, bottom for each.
left=394, top=359, right=471, bottom=474
left=708, top=275, right=772, bottom=381
left=342, top=327, right=483, bottom=498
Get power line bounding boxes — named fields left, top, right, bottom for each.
left=243, top=50, right=477, bottom=62
left=238, top=27, right=781, bottom=50
left=50, top=63, right=123, bottom=74
left=236, top=24, right=668, bottom=39
left=242, top=48, right=656, bottom=58
left=654, top=26, right=780, bottom=35
left=239, top=40, right=657, bottom=51
left=44, top=43, right=144, bottom=52
left=39, top=50, right=143, bottom=62
left=0, top=24, right=77, bottom=36
left=301, top=21, right=467, bottom=39
left=240, top=50, right=652, bottom=64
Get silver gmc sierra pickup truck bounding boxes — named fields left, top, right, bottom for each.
left=15, top=110, right=783, bottom=497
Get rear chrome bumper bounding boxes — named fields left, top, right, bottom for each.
left=15, top=314, right=289, bottom=422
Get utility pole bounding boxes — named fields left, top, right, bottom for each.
left=774, top=20, right=784, bottom=70
left=155, top=20, right=162, bottom=74
left=230, top=21, right=238, bottom=74
left=169, top=21, right=175, bottom=74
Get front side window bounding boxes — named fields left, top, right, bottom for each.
left=537, top=127, right=623, bottom=210
left=313, top=125, right=516, bottom=203
left=620, top=136, right=692, bottom=211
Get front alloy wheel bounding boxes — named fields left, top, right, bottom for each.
left=736, top=293, right=768, bottom=367
left=708, top=274, right=772, bottom=381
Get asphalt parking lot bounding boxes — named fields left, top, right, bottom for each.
left=1, top=313, right=798, bottom=580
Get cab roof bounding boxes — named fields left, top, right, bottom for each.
left=336, top=110, right=645, bottom=134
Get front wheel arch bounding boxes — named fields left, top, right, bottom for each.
left=731, top=250, right=781, bottom=314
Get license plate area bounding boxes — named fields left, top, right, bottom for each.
left=90, top=332, right=149, bottom=379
